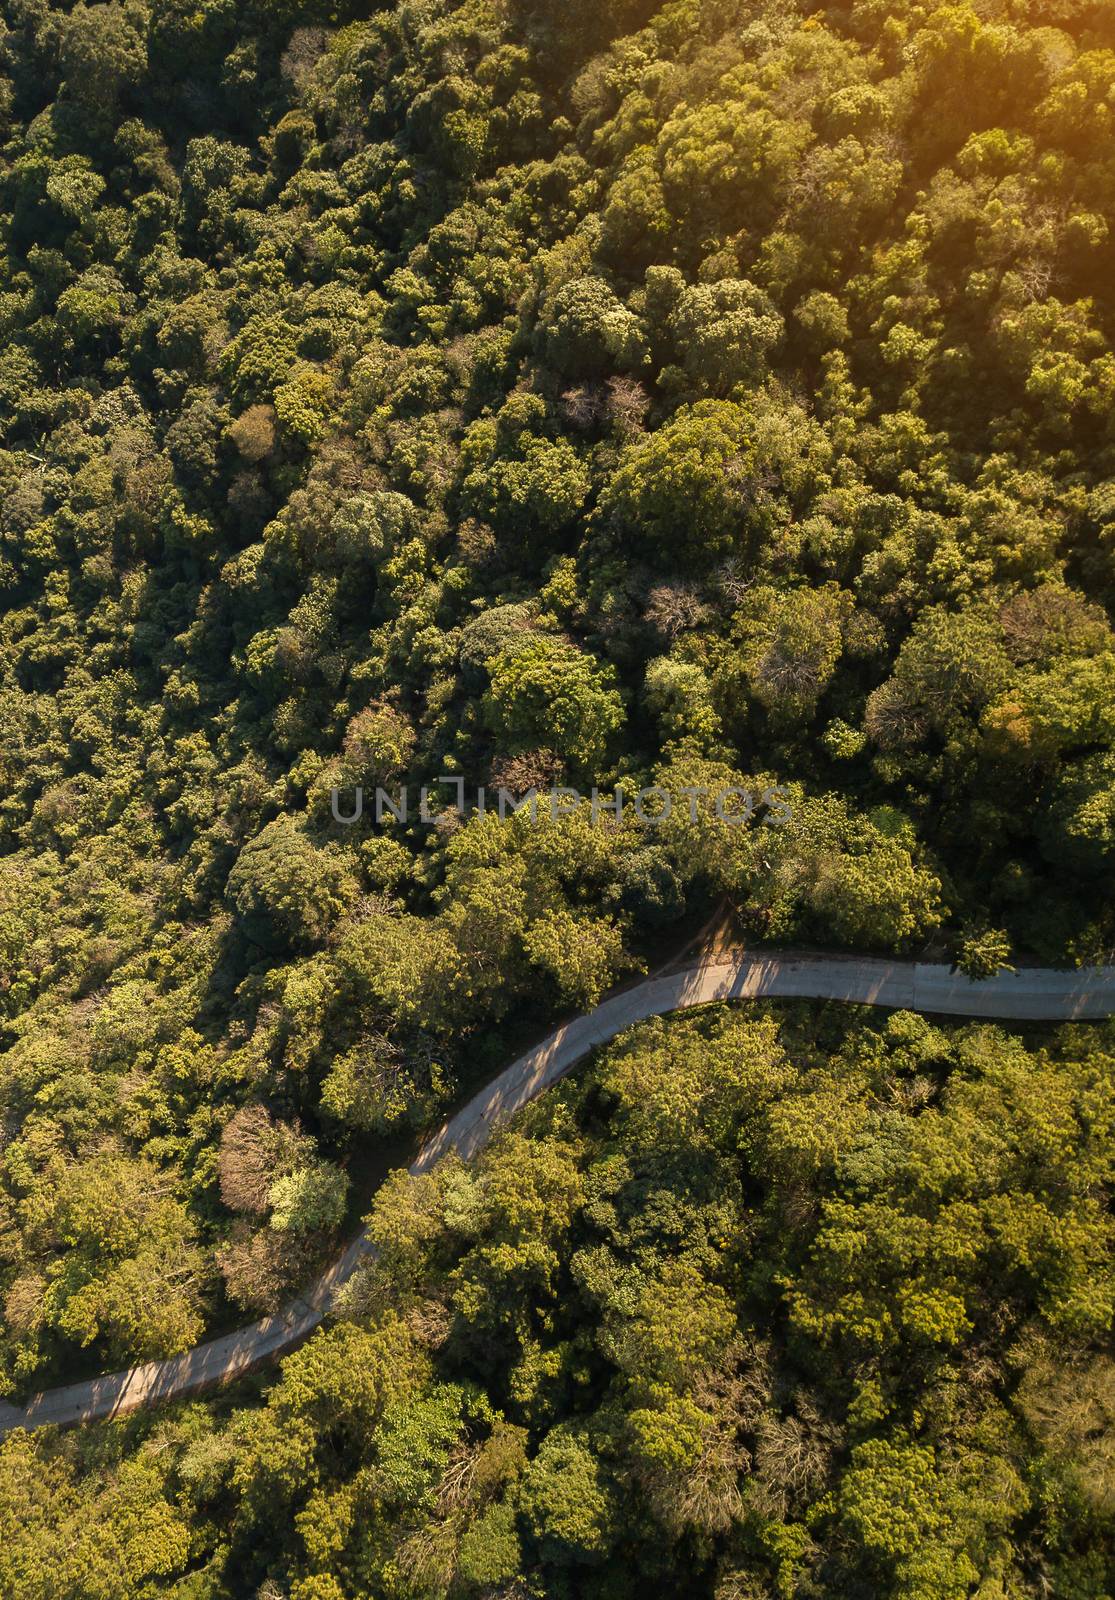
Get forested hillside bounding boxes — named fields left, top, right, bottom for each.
left=0, top=0, right=1113, bottom=1470
left=2, top=1002, right=1113, bottom=1597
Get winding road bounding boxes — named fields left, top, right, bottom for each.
left=2, top=948, right=1113, bottom=1438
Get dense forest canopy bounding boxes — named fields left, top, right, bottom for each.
left=2, top=1001, right=1113, bottom=1598
left=0, top=0, right=1112, bottom=1586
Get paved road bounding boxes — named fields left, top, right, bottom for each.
left=2, top=950, right=1113, bottom=1437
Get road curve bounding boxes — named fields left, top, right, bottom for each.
left=2, top=950, right=1113, bottom=1437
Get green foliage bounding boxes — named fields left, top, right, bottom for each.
left=956, top=926, right=1015, bottom=980
left=483, top=635, right=625, bottom=774
left=735, top=792, right=944, bottom=949
left=2, top=1003, right=1109, bottom=1597
left=226, top=816, right=357, bottom=950
left=0, top=0, right=1113, bottom=1465
left=540, top=275, right=646, bottom=378
left=722, top=583, right=852, bottom=725
left=520, top=1430, right=616, bottom=1564
left=269, top=1159, right=350, bottom=1234
left=597, top=399, right=754, bottom=562
left=668, top=277, right=783, bottom=395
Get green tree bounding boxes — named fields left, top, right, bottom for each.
left=540, top=276, right=646, bottom=378
left=520, top=1431, right=616, bottom=1565
left=54, top=2, right=148, bottom=119
left=737, top=793, right=944, bottom=949
left=226, top=816, right=357, bottom=950
left=269, top=1160, right=350, bottom=1234
left=721, top=584, right=851, bottom=725
left=523, top=908, right=627, bottom=1007
left=956, top=927, right=1014, bottom=980
left=668, top=278, right=783, bottom=394
left=483, top=635, right=624, bottom=774
left=597, top=400, right=754, bottom=563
